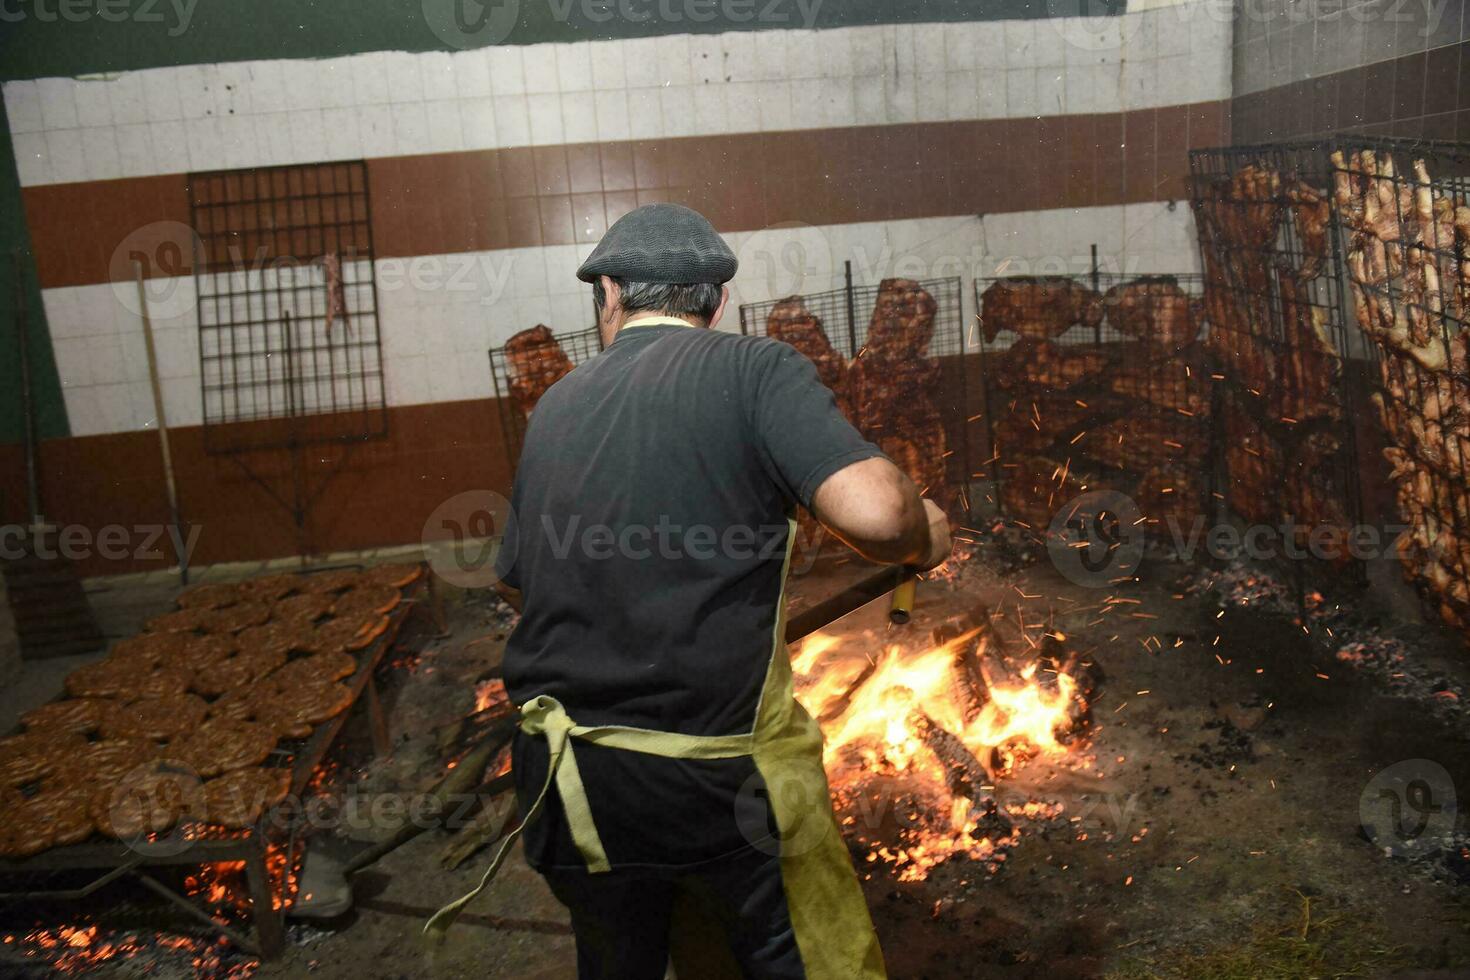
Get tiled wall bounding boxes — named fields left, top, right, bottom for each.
left=1231, top=0, right=1470, bottom=141
left=4, top=10, right=1231, bottom=187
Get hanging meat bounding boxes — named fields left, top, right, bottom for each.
left=979, top=277, right=1103, bottom=343
left=765, top=297, right=850, bottom=416
left=991, top=337, right=1110, bottom=393
left=1102, top=277, right=1201, bottom=350
left=505, top=325, right=576, bottom=418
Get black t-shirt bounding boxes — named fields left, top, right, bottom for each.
left=496, top=320, right=882, bottom=871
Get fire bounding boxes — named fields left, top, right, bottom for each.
left=474, top=678, right=509, bottom=713
left=793, top=620, right=1094, bottom=881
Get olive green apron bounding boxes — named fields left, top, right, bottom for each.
left=425, top=519, right=886, bottom=979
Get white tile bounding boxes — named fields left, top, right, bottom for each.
left=623, top=37, right=661, bottom=88
left=821, top=80, right=855, bottom=128
left=1121, top=57, right=1157, bottom=110
left=885, top=73, right=916, bottom=123
left=487, top=45, right=526, bottom=95
left=44, top=129, right=86, bottom=183
left=73, top=80, right=113, bottom=128
left=945, top=70, right=979, bottom=120
left=249, top=113, right=294, bottom=166
left=320, top=106, right=362, bottom=160
left=492, top=94, right=529, bottom=146
left=385, top=355, right=429, bottom=406
left=506, top=246, right=548, bottom=298
left=248, top=61, right=289, bottom=113
left=11, top=132, right=50, bottom=185
left=977, top=69, right=1006, bottom=118
left=522, top=43, right=559, bottom=93
left=450, top=48, right=492, bottom=97
left=53, top=337, right=94, bottom=388
left=62, top=387, right=103, bottom=435
left=785, top=32, right=822, bottom=79
left=589, top=39, right=627, bottom=89
left=561, top=90, right=597, bottom=143
left=351, top=51, right=391, bottom=105
left=424, top=99, right=465, bottom=151
left=720, top=31, right=758, bottom=83
left=286, top=109, right=327, bottom=163
left=853, top=75, right=886, bottom=125
left=1041, top=66, right=1071, bottom=114
left=75, top=286, right=122, bottom=335
left=384, top=51, right=426, bottom=102
left=3, top=81, right=43, bottom=133
left=626, top=87, right=664, bottom=139
left=216, top=114, right=256, bottom=169
left=659, top=85, right=695, bottom=134
left=37, top=76, right=80, bottom=129
left=556, top=41, right=593, bottom=91
left=651, top=34, right=692, bottom=85
left=78, top=127, right=122, bottom=181
left=139, top=67, right=182, bottom=121
left=943, top=21, right=978, bottom=70
left=913, top=23, right=948, bottom=69
left=1003, top=20, right=1036, bottom=67
left=391, top=103, right=429, bottom=151
left=526, top=92, right=563, bottom=144
left=175, top=64, right=214, bottom=119
left=690, top=34, right=723, bottom=85
left=85, top=333, right=126, bottom=386
left=106, top=72, right=148, bottom=126
left=723, top=80, right=762, bottom=132
left=593, top=89, right=629, bottom=142
left=161, top=376, right=201, bottom=427
left=753, top=31, right=791, bottom=82
left=754, top=80, right=792, bottom=131
left=915, top=72, right=948, bottom=122
left=459, top=96, right=497, bottom=149
left=41, top=288, right=82, bottom=339
left=419, top=51, right=459, bottom=102
left=212, top=62, right=253, bottom=117
left=317, top=57, right=358, bottom=108
left=689, top=85, right=728, bottom=135
left=1005, top=67, right=1039, bottom=117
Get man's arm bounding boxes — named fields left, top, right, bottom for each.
left=810, top=457, right=951, bottom=570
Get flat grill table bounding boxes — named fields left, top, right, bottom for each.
left=0, top=566, right=444, bottom=960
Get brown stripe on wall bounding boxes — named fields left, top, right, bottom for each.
left=26, top=101, right=1229, bottom=290
left=1231, top=40, right=1470, bottom=144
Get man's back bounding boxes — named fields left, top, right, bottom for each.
left=498, top=320, right=881, bottom=870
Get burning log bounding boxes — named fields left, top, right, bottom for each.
left=906, top=709, right=1012, bottom=841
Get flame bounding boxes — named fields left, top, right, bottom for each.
left=474, top=678, right=509, bottom=713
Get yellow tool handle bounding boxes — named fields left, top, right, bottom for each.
left=889, top=569, right=918, bottom=625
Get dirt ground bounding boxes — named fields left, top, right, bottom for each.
left=4, top=541, right=1469, bottom=978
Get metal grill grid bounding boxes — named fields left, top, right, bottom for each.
left=974, top=273, right=1215, bottom=538
left=1330, top=137, right=1470, bottom=632
left=489, top=325, right=605, bottom=470
left=740, top=277, right=972, bottom=517
left=188, top=161, right=386, bottom=453
left=1188, top=143, right=1365, bottom=590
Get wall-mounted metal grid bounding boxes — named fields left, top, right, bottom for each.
left=1329, top=137, right=1470, bottom=634
left=740, top=277, right=972, bottom=518
left=489, top=325, right=605, bottom=471
left=974, top=272, right=1215, bottom=539
left=188, top=161, right=386, bottom=453
left=1188, top=143, right=1365, bottom=595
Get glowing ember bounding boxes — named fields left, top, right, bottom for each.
left=5, top=921, right=256, bottom=977
left=793, top=619, right=1095, bottom=880
left=474, top=678, right=509, bottom=713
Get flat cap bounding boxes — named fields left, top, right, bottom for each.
left=576, top=203, right=737, bottom=285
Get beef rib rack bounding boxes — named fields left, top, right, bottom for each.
left=504, top=325, right=576, bottom=418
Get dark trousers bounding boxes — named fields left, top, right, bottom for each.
left=542, top=846, right=806, bottom=980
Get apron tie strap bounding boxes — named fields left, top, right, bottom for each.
left=424, top=695, right=758, bottom=942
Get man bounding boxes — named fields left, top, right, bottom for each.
left=427, top=204, right=950, bottom=978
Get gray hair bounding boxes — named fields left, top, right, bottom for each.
left=592, top=276, right=722, bottom=323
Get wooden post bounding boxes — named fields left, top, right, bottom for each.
left=133, top=261, right=189, bottom=585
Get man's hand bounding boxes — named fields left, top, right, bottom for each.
left=916, top=498, right=952, bottom=571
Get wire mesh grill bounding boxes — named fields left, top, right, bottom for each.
left=974, top=272, right=1215, bottom=539
left=489, top=325, right=605, bottom=470
left=188, top=161, right=386, bottom=453
left=1188, top=143, right=1365, bottom=590
left=740, top=277, right=972, bottom=517
left=1329, top=137, right=1470, bottom=633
